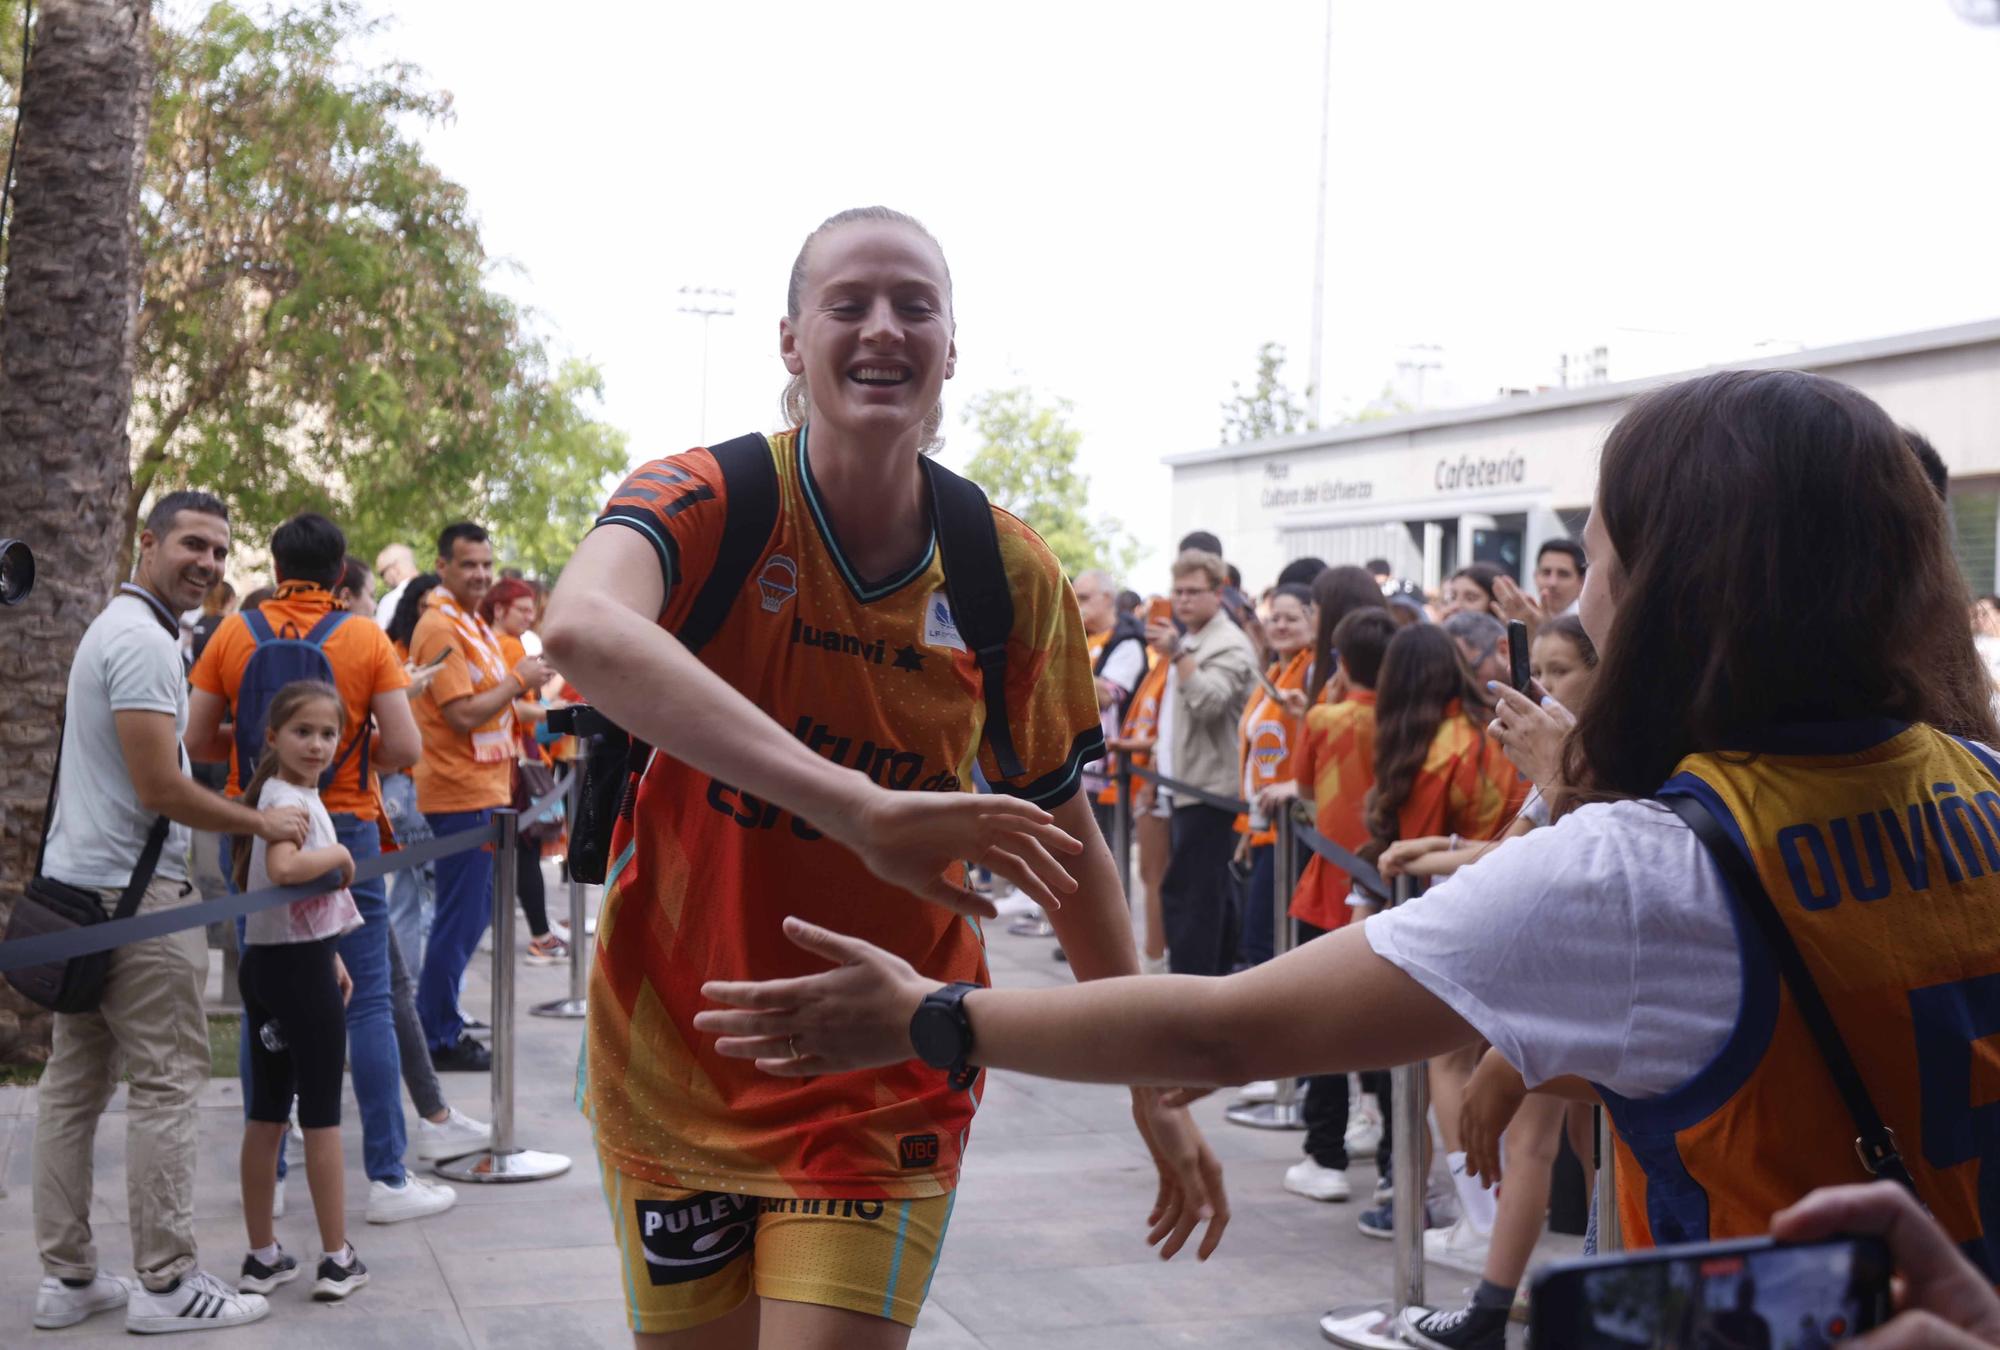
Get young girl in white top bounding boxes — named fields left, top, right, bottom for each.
left=230, top=681, right=368, bottom=1302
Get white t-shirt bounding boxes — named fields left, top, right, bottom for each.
left=245, top=778, right=362, bottom=945
left=1085, top=634, right=1147, bottom=789
left=1366, top=797, right=1741, bottom=1100
left=43, top=591, right=193, bottom=887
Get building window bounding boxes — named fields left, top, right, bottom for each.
left=1951, top=481, right=2000, bottom=597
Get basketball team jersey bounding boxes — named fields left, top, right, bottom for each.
left=580, top=427, right=1103, bottom=1200
left=1235, top=649, right=1312, bottom=845
left=1606, top=721, right=2000, bottom=1278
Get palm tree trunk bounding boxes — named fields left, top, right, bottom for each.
left=0, top=0, right=155, bottom=1065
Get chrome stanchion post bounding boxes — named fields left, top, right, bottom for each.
left=1322, top=875, right=1425, bottom=1348
left=532, top=771, right=588, bottom=1019
left=437, top=808, right=572, bottom=1183
left=1113, top=762, right=1133, bottom=905
left=1227, top=804, right=1304, bottom=1130
left=1595, top=1106, right=1622, bottom=1252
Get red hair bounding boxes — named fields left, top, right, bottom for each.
left=480, top=577, right=534, bottom=625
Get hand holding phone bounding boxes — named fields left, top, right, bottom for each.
left=1507, top=619, right=1531, bottom=693
left=1530, top=1234, right=1892, bottom=1348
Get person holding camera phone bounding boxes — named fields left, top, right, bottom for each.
left=695, top=371, right=2000, bottom=1328
left=29, top=492, right=308, bottom=1335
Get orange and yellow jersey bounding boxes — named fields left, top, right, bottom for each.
left=582, top=427, right=1103, bottom=1201
left=1606, top=722, right=2000, bottom=1278
left=1290, top=689, right=1376, bottom=930
left=1235, top=650, right=1313, bottom=846
left=1396, top=701, right=1527, bottom=845
left=1120, top=658, right=1171, bottom=766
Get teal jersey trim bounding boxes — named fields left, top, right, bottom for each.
left=880, top=1199, right=916, bottom=1319
left=796, top=424, right=937, bottom=605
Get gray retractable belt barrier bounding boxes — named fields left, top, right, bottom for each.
left=531, top=768, right=590, bottom=1021
left=436, top=807, right=572, bottom=1184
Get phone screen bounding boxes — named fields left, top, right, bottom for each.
left=1530, top=1235, right=1891, bottom=1349
left=1508, top=619, right=1531, bottom=693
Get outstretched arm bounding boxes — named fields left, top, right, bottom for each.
left=543, top=526, right=1082, bottom=918
left=698, top=916, right=1479, bottom=1089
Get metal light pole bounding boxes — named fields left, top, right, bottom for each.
left=677, top=286, right=735, bottom=444
left=1306, top=0, right=1333, bottom=427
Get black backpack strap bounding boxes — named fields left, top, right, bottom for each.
left=1664, top=792, right=1919, bottom=1193
left=678, top=433, right=779, bottom=656
left=919, top=458, right=1024, bottom=781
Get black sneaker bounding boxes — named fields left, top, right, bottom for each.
left=237, top=1248, right=298, bottom=1295
left=431, top=1034, right=491, bottom=1072
left=1398, top=1302, right=1507, bottom=1350
left=311, top=1250, right=369, bottom=1302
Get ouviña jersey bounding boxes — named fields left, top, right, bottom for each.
left=1609, top=722, right=2000, bottom=1278
left=582, top=427, right=1104, bottom=1199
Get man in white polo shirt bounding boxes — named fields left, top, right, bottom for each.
left=30, top=491, right=307, bottom=1337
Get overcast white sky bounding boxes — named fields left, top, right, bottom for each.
left=358, top=0, right=2000, bottom=583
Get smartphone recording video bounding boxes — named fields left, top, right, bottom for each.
left=1146, top=595, right=1173, bottom=627
left=1508, top=618, right=1531, bottom=693
left=1529, top=1235, right=1891, bottom=1349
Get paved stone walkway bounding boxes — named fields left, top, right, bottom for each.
left=0, top=888, right=1568, bottom=1346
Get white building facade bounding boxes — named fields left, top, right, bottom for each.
left=1167, top=318, right=2000, bottom=595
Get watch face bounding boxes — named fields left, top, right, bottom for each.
left=911, top=1004, right=961, bottom=1069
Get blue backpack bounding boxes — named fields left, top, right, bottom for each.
left=233, top=610, right=369, bottom=793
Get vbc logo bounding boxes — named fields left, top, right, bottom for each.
left=898, top=1133, right=941, bottom=1169
left=757, top=555, right=798, bottom=613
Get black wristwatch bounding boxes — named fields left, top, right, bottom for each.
left=909, top=981, right=981, bottom=1090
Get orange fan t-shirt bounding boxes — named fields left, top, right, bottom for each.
left=1290, top=689, right=1377, bottom=930
left=582, top=426, right=1103, bottom=1200
left=1235, top=648, right=1312, bottom=846
left=189, top=581, right=409, bottom=820
left=408, top=587, right=516, bottom=813
left=1395, top=701, right=1529, bottom=846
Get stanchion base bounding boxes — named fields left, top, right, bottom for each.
left=1319, top=1301, right=1406, bottom=1347
left=435, top=1148, right=572, bottom=1184
left=1224, top=1100, right=1306, bottom=1130
left=530, top=997, right=588, bottom=1019
left=1005, top=916, right=1055, bottom=938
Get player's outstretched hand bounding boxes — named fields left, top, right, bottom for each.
left=825, top=785, right=1083, bottom=920
left=1773, top=1182, right=2000, bottom=1348
left=696, top=917, right=938, bottom=1077
left=1132, top=1088, right=1230, bottom=1261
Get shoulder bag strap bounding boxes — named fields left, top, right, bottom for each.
left=109, top=815, right=171, bottom=922
left=679, top=433, right=778, bottom=656
left=1664, top=792, right=1918, bottom=1193
left=33, top=712, right=65, bottom=879
left=919, top=457, right=1025, bottom=781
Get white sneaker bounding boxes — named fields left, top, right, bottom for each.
left=1283, top=1158, right=1353, bottom=1202
left=1422, top=1215, right=1493, bottom=1272
left=125, top=1269, right=269, bottom=1334
left=366, top=1174, right=457, bottom=1223
left=34, top=1273, right=134, bottom=1329
left=413, top=1106, right=492, bottom=1161
left=1345, top=1114, right=1383, bottom=1160
left=1236, top=1080, right=1279, bottom=1103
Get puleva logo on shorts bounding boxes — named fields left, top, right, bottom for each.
left=898, top=1133, right=941, bottom=1169
left=757, top=555, right=798, bottom=613
left=923, top=591, right=966, bottom=651
left=635, top=1193, right=756, bottom=1286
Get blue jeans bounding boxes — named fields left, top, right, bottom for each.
left=330, top=812, right=408, bottom=1185
left=417, top=809, right=493, bottom=1053
left=1241, top=843, right=1276, bottom=968
left=236, top=815, right=408, bottom=1185
left=380, top=772, right=433, bottom=974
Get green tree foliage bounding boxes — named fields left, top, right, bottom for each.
left=961, top=387, right=1137, bottom=580
left=1219, top=341, right=1317, bottom=444
left=0, top=0, right=625, bottom=572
